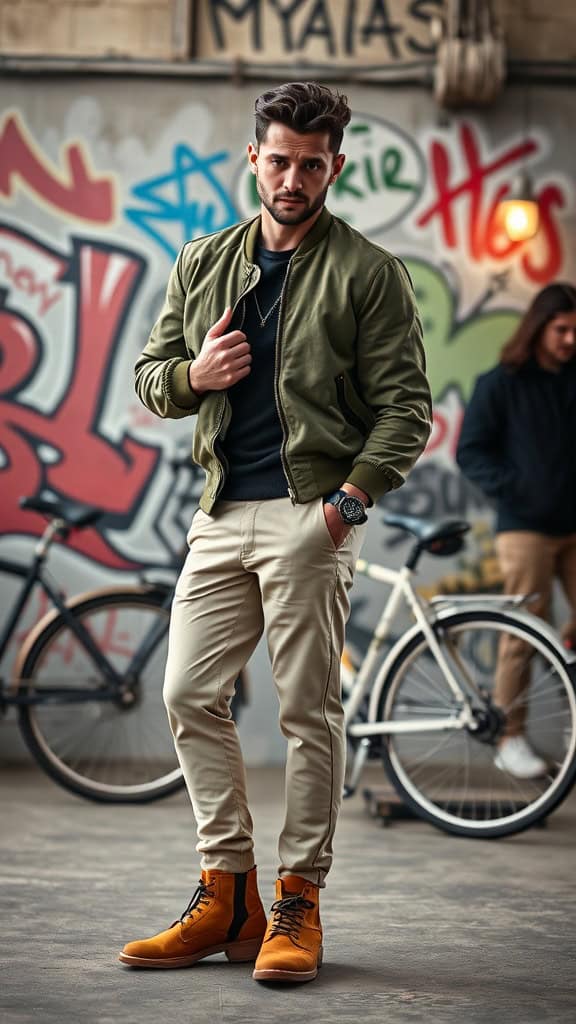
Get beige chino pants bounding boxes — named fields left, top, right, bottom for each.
left=495, top=530, right=576, bottom=734
left=163, top=497, right=366, bottom=887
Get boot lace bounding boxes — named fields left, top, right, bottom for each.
left=179, top=880, right=215, bottom=924
left=268, top=895, right=314, bottom=941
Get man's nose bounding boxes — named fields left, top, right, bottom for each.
left=283, top=167, right=303, bottom=193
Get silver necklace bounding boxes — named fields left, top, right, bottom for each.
left=252, top=265, right=290, bottom=328
left=253, top=290, right=282, bottom=328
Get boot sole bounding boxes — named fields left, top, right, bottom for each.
left=252, top=946, right=323, bottom=983
left=118, top=937, right=263, bottom=968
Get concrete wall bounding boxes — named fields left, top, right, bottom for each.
left=503, top=0, right=576, bottom=61
left=1, top=75, right=575, bottom=763
left=0, top=0, right=189, bottom=59
left=2, top=1, right=576, bottom=63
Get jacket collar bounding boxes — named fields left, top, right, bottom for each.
left=243, top=206, right=333, bottom=265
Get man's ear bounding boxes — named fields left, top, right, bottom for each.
left=247, top=142, right=258, bottom=175
left=330, top=153, right=346, bottom=185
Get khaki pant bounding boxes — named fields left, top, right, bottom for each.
left=495, top=531, right=576, bottom=734
left=163, top=497, right=366, bottom=887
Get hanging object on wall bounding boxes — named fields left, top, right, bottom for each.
left=496, top=85, right=540, bottom=243
left=432, top=0, right=506, bottom=109
left=498, top=170, right=540, bottom=241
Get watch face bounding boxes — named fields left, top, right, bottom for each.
left=339, top=495, right=365, bottom=524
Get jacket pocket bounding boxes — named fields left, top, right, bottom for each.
left=335, top=374, right=372, bottom=435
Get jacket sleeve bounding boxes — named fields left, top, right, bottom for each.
left=455, top=371, right=513, bottom=498
left=347, top=257, right=432, bottom=502
left=134, top=246, right=202, bottom=419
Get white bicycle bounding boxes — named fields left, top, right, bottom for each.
left=342, top=512, right=576, bottom=838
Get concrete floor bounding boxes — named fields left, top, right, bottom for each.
left=1, top=764, right=575, bottom=1024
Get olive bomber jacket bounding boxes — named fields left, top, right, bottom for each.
left=134, top=208, right=432, bottom=513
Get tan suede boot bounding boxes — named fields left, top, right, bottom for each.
left=119, top=866, right=267, bottom=968
left=252, top=875, right=323, bottom=983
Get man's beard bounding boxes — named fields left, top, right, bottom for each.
left=256, top=174, right=329, bottom=226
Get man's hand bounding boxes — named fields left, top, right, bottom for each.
left=323, top=502, right=350, bottom=549
left=322, top=483, right=369, bottom=549
left=188, top=307, right=251, bottom=395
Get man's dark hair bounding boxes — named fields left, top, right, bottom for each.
left=254, top=82, right=351, bottom=155
left=500, top=282, right=576, bottom=369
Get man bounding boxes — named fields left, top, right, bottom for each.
left=120, top=81, right=431, bottom=983
left=456, top=282, right=576, bottom=779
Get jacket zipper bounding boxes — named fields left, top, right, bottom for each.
left=208, top=396, right=227, bottom=499
left=335, top=374, right=369, bottom=435
left=233, top=266, right=260, bottom=313
left=208, top=266, right=260, bottom=500
left=273, top=257, right=298, bottom=503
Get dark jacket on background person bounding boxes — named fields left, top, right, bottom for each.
left=134, top=208, right=432, bottom=513
left=456, top=359, right=576, bottom=535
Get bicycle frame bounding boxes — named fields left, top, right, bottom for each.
left=0, top=526, right=160, bottom=707
left=344, top=558, right=477, bottom=736
left=0, top=555, right=46, bottom=665
left=0, top=547, right=111, bottom=678
left=346, top=556, right=576, bottom=731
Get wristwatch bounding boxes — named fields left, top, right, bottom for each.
left=324, top=490, right=368, bottom=525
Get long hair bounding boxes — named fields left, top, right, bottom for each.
left=254, top=82, right=351, bottom=155
left=501, top=282, right=576, bottom=369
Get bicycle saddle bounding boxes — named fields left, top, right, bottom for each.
left=382, top=512, right=470, bottom=545
left=20, top=494, right=104, bottom=529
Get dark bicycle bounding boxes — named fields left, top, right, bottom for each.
left=0, top=486, right=247, bottom=804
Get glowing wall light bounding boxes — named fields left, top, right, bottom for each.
left=498, top=171, right=540, bottom=242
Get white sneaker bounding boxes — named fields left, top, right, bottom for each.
left=494, top=736, right=548, bottom=779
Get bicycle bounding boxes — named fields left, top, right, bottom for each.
left=0, top=489, right=246, bottom=804
left=341, top=511, right=576, bottom=838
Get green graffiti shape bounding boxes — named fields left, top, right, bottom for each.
left=404, top=259, right=520, bottom=403
left=381, top=149, right=418, bottom=191
left=333, top=162, right=363, bottom=199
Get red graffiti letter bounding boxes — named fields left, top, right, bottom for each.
left=0, top=113, right=114, bottom=223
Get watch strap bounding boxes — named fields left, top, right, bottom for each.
left=325, top=489, right=348, bottom=508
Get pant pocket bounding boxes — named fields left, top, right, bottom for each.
left=186, top=507, right=209, bottom=546
left=317, top=496, right=355, bottom=551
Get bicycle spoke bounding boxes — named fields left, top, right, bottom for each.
left=48, top=709, right=105, bottom=762
left=394, top=729, right=463, bottom=775
left=403, top=659, right=455, bottom=705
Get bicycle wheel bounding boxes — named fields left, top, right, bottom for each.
left=379, top=610, right=576, bottom=838
left=17, top=588, right=183, bottom=804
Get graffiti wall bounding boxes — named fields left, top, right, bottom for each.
left=1, top=77, right=574, bottom=761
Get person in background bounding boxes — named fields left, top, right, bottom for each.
left=456, top=282, right=576, bottom=779
left=119, top=81, right=431, bottom=983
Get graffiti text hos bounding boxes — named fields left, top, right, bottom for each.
left=417, top=124, right=566, bottom=286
